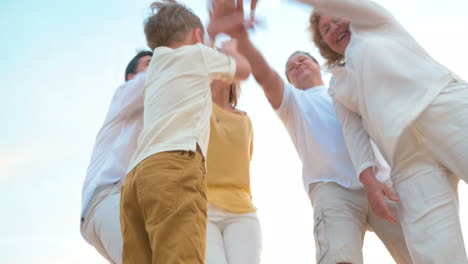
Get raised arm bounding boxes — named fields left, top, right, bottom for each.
left=332, top=96, right=399, bottom=223
left=236, top=34, right=284, bottom=109
left=292, top=0, right=394, bottom=27
left=218, top=40, right=252, bottom=82
left=207, top=0, right=284, bottom=108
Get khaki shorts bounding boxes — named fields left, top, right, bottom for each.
left=309, top=182, right=412, bottom=264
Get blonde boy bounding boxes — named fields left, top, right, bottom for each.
left=119, top=1, right=251, bottom=263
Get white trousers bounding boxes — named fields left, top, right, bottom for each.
left=81, top=185, right=122, bottom=264
left=309, top=182, right=413, bottom=264
left=206, top=204, right=262, bottom=264
left=391, top=79, right=468, bottom=264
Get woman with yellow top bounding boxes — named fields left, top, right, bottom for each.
left=205, top=78, right=261, bottom=264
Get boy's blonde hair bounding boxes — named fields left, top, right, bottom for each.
left=309, top=10, right=344, bottom=68
left=145, top=0, right=205, bottom=50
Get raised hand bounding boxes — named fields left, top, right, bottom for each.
left=250, top=0, right=258, bottom=22
left=207, top=0, right=250, bottom=41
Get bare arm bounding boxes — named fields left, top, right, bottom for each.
left=291, top=0, right=394, bottom=28
left=218, top=41, right=251, bottom=82
left=208, top=0, right=282, bottom=107
left=236, top=34, right=284, bottom=109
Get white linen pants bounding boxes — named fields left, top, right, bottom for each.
left=309, top=182, right=413, bottom=264
left=81, top=184, right=122, bottom=264
left=391, top=79, right=468, bottom=264
left=206, top=204, right=262, bottom=264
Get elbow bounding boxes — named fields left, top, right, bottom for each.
left=234, top=63, right=252, bottom=82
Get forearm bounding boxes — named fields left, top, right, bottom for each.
left=236, top=34, right=284, bottom=108
left=298, top=0, right=393, bottom=27
left=236, top=35, right=278, bottom=86
left=333, top=98, right=377, bottom=176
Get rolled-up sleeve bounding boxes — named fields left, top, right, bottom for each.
left=333, top=98, right=377, bottom=178
left=306, top=0, right=394, bottom=28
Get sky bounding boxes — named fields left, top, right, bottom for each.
left=1, top=0, right=467, bottom=263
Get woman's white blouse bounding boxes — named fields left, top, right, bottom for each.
left=310, top=0, right=457, bottom=176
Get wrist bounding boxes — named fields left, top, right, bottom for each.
left=207, top=24, right=218, bottom=42
left=359, top=167, right=377, bottom=186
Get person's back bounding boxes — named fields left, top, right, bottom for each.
left=128, top=43, right=236, bottom=169
left=80, top=51, right=152, bottom=264
left=120, top=1, right=251, bottom=264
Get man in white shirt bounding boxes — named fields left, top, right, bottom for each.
left=80, top=50, right=152, bottom=264
left=223, top=12, right=413, bottom=263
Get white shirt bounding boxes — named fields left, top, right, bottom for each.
left=81, top=72, right=146, bottom=216
left=312, top=0, right=457, bottom=175
left=127, top=44, right=236, bottom=172
left=276, top=83, right=389, bottom=193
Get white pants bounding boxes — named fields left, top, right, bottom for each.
left=206, top=204, right=262, bottom=264
left=309, top=182, right=413, bottom=264
left=81, top=185, right=122, bottom=264
left=391, top=79, right=468, bottom=264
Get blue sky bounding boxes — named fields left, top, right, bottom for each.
left=1, top=0, right=467, bottom=263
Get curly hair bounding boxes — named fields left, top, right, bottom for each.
left=144, top=0, right=204, bottom=50
left=309, top=10, right=344, bottom=68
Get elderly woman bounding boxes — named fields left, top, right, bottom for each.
left=295, top=0, right=468, bottom=263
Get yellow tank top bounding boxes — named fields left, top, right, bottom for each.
left=206, top=103, right=256, bottom=213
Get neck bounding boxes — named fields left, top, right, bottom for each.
left=211, top=84, right=231, bottom=109
left=170, top=32, right=198, bottom=49
left=296, top=76, right=324, bottom=90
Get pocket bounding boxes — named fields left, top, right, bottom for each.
left=314, top=210, right=329, bottom=264
left=136, top=154, right=185, bottom=219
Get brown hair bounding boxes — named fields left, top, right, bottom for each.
left=144, top=0, right=204, bottom=50
left=309, top=10, right=344, bottom=68
left=229, top=83, right=241, bottom=107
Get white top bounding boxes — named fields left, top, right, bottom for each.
left=276, top=83, right=389, bottom=193
left=127, top=43, right=236, bottom=172
left=81, top=72, right=146, bottom=216
left=311, top=0, right=457, bottom=176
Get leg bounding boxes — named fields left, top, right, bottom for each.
left=93, top=192, right=123, bottom=264
left=413, top=80, right=468, bottom=181
left=206, top=205, right=229, bottom=264
left=81, top=191, right=123, bottom=264
left=121, top=151, right=208, bottom=264
left=120, top=168, right=152, bottom=264
left=309, top=182, right=367, bottom=264
left=391, top=127, right=467, bottom=264
left=367, top=198, right=413, bottom=264
left=223, top=210, right=262, bottom=264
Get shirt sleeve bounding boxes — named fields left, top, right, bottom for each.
left=310, top=0, right=394, bottom=28
left=275, top=81, right=294, bottom=123
left=119, top=72, right=146, bottom=118
left=199, top=44, right=236, bottom=82
left=331, top=94, right=377, bottom=178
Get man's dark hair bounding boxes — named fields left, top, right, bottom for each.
left=285, top=51, right=319, bottom=82
left=125, top=50, right=153, bottom=81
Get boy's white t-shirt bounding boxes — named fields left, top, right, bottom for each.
left=127, top=43, right=236, bottom=172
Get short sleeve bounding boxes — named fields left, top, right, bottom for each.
left=198, top=44, right=236, bottom=82
left=275, top=81, right=295, bottom=123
